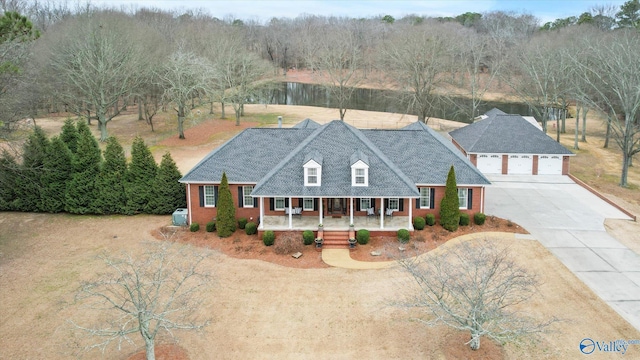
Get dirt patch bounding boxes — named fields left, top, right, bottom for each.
left=127, top=344, right=189, bottom=360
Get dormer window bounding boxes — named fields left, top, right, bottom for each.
left=351, top=160, right=369, bottom=186
left=307, top=167, right=318, bottom=185
left=303, top=154, right=322, bottom=187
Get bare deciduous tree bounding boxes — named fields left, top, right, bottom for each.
left=158, top=49, right=212, bottom=139
left=71, top=242, right=213, bottom=360
left=50, top=12, right=146, bottom=141
left=395, top=239, right=556, bottom=351
left=569, top=29, right=640, bottom=187
left=380, top=21, right=453, bottom=123
left=304, top=20, right=365, bottom=121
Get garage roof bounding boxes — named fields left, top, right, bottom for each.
left=449, top=112, right=574, bottom=155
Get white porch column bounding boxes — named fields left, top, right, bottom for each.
left=288, top=196, right=293, bottom=229
left=349, top=197, right=354, bottom=225
left=259, top=196, right=264, bottom=229
left=319, top=197, right=323, bottom=226
left=187, top=183, right=192, bottom=225
left=380, top=197, right=384, bottom=229
left=408, top=198, right=413, bottom=228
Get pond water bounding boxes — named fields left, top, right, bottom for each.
left=252, top=82, right=536, bottom=123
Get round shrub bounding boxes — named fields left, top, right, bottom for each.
left=302, top=230, right=315, bottom=245
left=190, top=222, right=200, bottom=232
left=262, top=230, right=275, bottom=246
left=459, top=213, right=470, bottom=226
left=397, top=229, right=410, bottom=243
left=474, top=212, right=486, bottom=225
left=425, top=214, right=436, bottom=226
left=356, top=229, right=370, bottom=245
left=413, top=216, right=425, bottom=230
left=238, top=217, right=248, bottom=230
left=245, top=222, right=257, bottom=235
left=206, top=221, right=216, bottom=232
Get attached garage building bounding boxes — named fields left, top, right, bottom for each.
left=449, top=109, right=574, bottom=176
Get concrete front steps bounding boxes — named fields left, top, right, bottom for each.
left=322, top=231, right=350, bottom=249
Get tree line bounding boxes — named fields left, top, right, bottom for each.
left=1, top=0, right=640, bottom=186
left=0, top=118, right=186, bottom=214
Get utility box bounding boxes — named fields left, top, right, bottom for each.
left=172, top=208, right=188, bottom=226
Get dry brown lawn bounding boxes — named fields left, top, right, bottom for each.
left=2, top=98, right=640, bottom=359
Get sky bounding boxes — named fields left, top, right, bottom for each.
left=88, top=0, right=628, bottom=24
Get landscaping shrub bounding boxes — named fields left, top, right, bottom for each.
left=356, top=229, right=370, bottom=245
left=245, top=222, right=257, bottom=235
left=474, top=212, right=486, bottom=225
left=413, top=216, right=425, bottom=230
left=425, top=214, right=436, bottom=226
left=459, top=213, right=470, bottom=226
left=206, top=221, right=216, bottom=232
left=190, top=222, right=200, bottom=232
left=302, top=230, right=315, bottom=245
left=439, top=165, right=460, bottom=232
left=274, top=232, right=303, bottom=254
left=238, top=217, right=248, bottom=229
left=397, top=229, right=410, bottom=243
left=216, top=172, right=236, bottom=237
left=262, top=231, right=275, bottom=246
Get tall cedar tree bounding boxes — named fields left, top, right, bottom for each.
left=94, top=137, right=128, bottom=214
left=216, top=172, right=236, bottom=237
left=65, top=122, right=101, bottom=214
left=0, top=150, right=18, bottom=210
left=14, top=126, right=49, bottom=212
left=41, top=136, right=73, bottom=213
left=439, top=165, right=460, bottom=232
left=146, top=152, right=186, bottom=214
left=59, top=118, right=79, bottom=154
left=125, top=137, right=157, bottom=214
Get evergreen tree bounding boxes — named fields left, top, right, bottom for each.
left=60, top=118, right=79, bottom=154
left=0, top=149, right=18, bottom=211
left=145, top=152, right=186, bottom=214
left=125, top=137, right=157, bottom=214
left=216, top=172, right=236, bottom=237
left=14, top=126, right=49, bottom=212
left=65, top=122, right=101, bottom=214
left=94, top=137, right=128, bottom=214
left=439, top=165, right=460, bottom=232
left=41, top=136, right=73, bottom=213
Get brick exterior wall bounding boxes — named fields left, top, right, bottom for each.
left=187, top=184, right=485, bottom=226
left=532, top=155, right=539, bottom=175
left=562, top=155, right=570, bottom=175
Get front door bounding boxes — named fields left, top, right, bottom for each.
left=328, top=198, right=345, bottom=214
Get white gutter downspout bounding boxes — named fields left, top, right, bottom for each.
left=319, top=197, right=323, bottom=226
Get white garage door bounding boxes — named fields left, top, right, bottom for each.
left=538, top=155, right=563, bottom=175
left=508, top=155, right=533, bottom=175
left=477, top=154, right=502, bottom=174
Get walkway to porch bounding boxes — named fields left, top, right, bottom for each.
left=260, top=215, right=412, bottom=231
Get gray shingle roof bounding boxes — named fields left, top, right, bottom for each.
left=292, top=118, right=321, bottom=129
left=449, top=114, right=574, bottom=155
left=181, top=119, right=490, bottom=196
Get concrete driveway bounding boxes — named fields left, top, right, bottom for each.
left=484, top=175, right=640, bottom=331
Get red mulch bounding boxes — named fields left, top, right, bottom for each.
left=155, top=216, right=526, bottom=269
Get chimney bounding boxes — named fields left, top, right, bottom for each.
left=277, top=116, right=282, bottom=128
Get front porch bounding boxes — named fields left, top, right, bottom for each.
left=260, top=214, right=412, bottom=232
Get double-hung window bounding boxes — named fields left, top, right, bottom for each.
left=355, top=168, right=365, bottom=184
left=360, top=198, right=371, bottom=210
left=388, top=198, right=399, bottom=211
left=243, top=186, right=253, bottom=208
left=458, top=188, right=468, bottom=209
left=303, top=198, right=314, bottom=211
left=275, top=197, right=285, bottom=211
left=419, top=188, right=430, bottom=209
left=204, top=185, right=216, bottom=207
